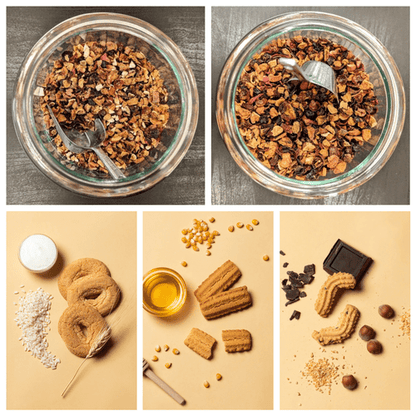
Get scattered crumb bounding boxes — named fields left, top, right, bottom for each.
left=399, top=309, right=410, bottom=338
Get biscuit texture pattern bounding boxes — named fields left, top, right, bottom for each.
left=58, top=258, right=111, bottom=299
left=200, top=286, right=252, bottom=320
left=58, top=304, right=110, bottom=357
left=66, top=274, right=120, bottom=316
left=194, top=260, right=242, bottom=302
left=312, top=304, right=360, bottom=345
left=315, top=272, right=356, bottom=317
left=184, top=328, right=216, bottom=359
left=222, top=329, right=252, bottom=352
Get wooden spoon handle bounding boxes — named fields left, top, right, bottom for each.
left=144, top=368, right=186, bottom=405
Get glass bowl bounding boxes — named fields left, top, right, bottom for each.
left=143, top=267, right=187, bottom=317
left=13, top=12, right=198, bottom=198
left=216, top=11, right=405, bottom=199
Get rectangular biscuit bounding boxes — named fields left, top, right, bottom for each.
left=194, top=260, right=242, bottom=303
left=222, top=329, right=252, bottom=353
left=184, top=328, right=216, bottom=359
left=200, top=286, right=252, bottom=320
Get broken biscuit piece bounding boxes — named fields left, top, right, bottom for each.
left=314, top=272, right=356, bottom=317
left=194, top=260, right=242, bottom=303
left=312, top=304, right=360, bottom=346
left=222, top=329, right=252, bottom=353
left=199, top=286, right=252, bottom=320
left=184, top=328, right=216, bottom=360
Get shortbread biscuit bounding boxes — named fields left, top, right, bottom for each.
left=200, top=286, right=252, bottom=320
left=58, top=258, right=111, bottom=299
left=58, top=304, right=110, bottom=358
left=184, top=328, right=216, bottom=359
left=66, top=274, right=120, bottom=316
left=194, top=260, right=242, bottom=303
left=312, top=304, right=360, bottom=346
left=314, top=272, right=356, bottom=317
left=222, top=329, right=252, bottom=352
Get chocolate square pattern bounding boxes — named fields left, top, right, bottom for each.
left=323, top=239, right=373, bottom=284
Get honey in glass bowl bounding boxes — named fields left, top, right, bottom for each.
left=143, top=267, right=187, bottom=317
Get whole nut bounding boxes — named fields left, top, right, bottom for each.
left=367, top=339, right=382, bottom=354
left=378, top=304, right=394, bottom=319
left=342, top=375, right=357, bottom=390
left=359, top=325, right=376, bottom=341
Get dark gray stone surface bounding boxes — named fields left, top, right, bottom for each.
left=212, top=7, right=409, bottom=205
left=7, top=7, right=205, bottom=205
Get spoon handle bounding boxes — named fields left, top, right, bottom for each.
left=92, top=146, right=126, bottom=180
left=144, top=368, right=186, bottom=405
left=278, top=58, right=307, bottom=82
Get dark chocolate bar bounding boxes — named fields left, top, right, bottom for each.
left=323, top=239, right=373, bottom=284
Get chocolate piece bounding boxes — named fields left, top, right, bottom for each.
left=323, top=239, right=373, bottom=284
left=290, top=310, right=300, bottom=320
left=283, top=262, right=289, bottom=268
left=280, top=250, right=286, bottom=256
left=285, top=298, right=300, bottom=307
left=282, top=265, right=314, bottom=306
left=304, top=264, right=315, bottom=275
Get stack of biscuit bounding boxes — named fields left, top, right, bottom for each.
left=184, top=260, right=253, bottom=359
left=312, top=272, right=359, bottom=345
left=57, top=258, right=121, bottom=357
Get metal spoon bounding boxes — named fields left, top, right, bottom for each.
left=143, top=358, right=186, bottom=405
left=46, top=105, right=126, bottom=180
left=279, top=58, right=338, bottom=101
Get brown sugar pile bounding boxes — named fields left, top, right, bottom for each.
left=301, top=357, right=339, bottom=394
left=399, top=310, right=410, bottom=339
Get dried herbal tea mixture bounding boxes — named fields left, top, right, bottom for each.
left=40, top=41, right=170, bottom=173
left=235, top=36, right=379, bottom=180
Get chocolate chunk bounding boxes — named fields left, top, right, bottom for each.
left=304, top=264, right=315, bottom=275
left=283, top=262, right=289, bottom=268
left=299, top=291, right=307, bottom=298
left=292, top=280, right=304, bottom=289
left=285, top=288, right=300, bottom=300
left=287, top=271, right=298, bottom=279
left=280, top=250, right=286, bottom=256
left=285, top=298, right=300, bottom=307
left=323, top=239, right=373, bottom=284
left=299, top=274, right=314, bottom=284
left=290, top=310, right=301, bottom=321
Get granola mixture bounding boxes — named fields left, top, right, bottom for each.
left=40, top=41, right=170, bottom=173
left=235, top=36, right=379, bottom=180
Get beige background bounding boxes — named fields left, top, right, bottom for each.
left=280, top=212, right=410, bottom=410
left=7, top=211, right=137, bottom=410
left=143, top=211, right=273, bottom=410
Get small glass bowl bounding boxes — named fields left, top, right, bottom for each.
left=13, top=12, right=198, bottom=198
left=143, top=267, right=187, bottom=317
left=216, top=11, right=406, bottom=199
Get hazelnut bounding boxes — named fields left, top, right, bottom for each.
left=367, top=339, right=382, bottom=354
left=378, top=304, right=394, bottom=319
left=359, top=325, right=375, bottom=341
left=342, top=375, right=357, bottom=390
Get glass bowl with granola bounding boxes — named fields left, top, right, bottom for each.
left=216, top=11, right=405, bottom=199
left=13, top=13, right=198, bottom=197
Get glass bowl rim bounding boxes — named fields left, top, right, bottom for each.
left=12, top=12, right=199, bottom=198
left=216, top=11, right=406, bottom=199
left=142, top=266, right=187, bottom=317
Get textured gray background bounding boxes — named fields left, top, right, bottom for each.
left=212, top=7, right=410, bottom=205
left=7, top=7, right=205, bottom=205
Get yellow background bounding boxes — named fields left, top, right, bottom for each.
left=7, top=211, right=137, bottom=410
left=143, top=211, right=273, bottom=410
left=280, top=211, right=410, bottom=410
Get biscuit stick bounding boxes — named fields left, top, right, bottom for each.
left=194, top=260, right=242, bottom=303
